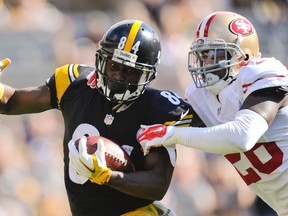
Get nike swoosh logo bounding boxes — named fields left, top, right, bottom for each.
left=80, top=159, right=95, bottom=173
left=180, top=109, right=189, bottom=119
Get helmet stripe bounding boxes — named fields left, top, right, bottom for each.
left=197, top=11, right=222, bottom=37
left=196, top=20, right=204, bottom=38
left=124, top=20, right=142, bottom=52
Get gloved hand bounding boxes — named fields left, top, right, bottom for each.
left=137, top=124, right=175, bottom=156
left=153, top=201, right=177, bottom=216
left=0, top=58, right=11, bottom=74
left=68, top=137, right=112, bottom=185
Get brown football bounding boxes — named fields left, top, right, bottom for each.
left=75, top=136, right=135, bottom=172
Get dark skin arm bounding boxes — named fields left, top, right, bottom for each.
left=0, top=84, right=51, bottom=114
left=189, top=87, right=288, bottom=127
left=241, top=87, right=288, bottom=125
left=107, top=147, right=174, bottom=200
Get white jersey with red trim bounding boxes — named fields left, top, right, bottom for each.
left=185, top=57, right=288, bottom=215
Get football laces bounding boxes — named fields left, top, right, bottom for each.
left=106, top=149, right=127, bottom=166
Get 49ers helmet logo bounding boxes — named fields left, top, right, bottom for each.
left=229, top=18, right=253, bottom=36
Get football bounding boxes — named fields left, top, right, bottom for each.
left=75, top=136, right=135, bottom=172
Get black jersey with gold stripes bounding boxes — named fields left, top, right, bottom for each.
left=46, top=64, right=193, bottom=216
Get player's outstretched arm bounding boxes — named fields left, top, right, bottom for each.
left=0, top=58, right=52, bottom=114
left=0, top=57, right=52, bottom=114
left=0, top=84, right=52, bottom=114
left=137, top=109, right=270, bottom=155
left=138, top=88, right=288, bottom=155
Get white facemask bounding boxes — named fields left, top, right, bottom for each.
left=205, top=73, right=233, bottom=95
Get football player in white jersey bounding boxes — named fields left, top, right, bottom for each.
left=137, top=11, right=288, bottom=215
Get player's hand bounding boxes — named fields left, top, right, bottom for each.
left=137, top=124, right=175, bottom=156
left=68, top=137, right=112, bottom=185
left=0, top=58, right=11, bottom=75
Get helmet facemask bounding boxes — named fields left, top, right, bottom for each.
left=94, top=19, right=161, bottom=102
left=188, top=37, right=246, bottom=95
left=95, top=49, right=156, bottom=102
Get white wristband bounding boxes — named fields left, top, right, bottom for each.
left=167, top=109, right=269, bottom=154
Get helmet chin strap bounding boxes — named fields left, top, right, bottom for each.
left=205, top=73, right=234, bottom=95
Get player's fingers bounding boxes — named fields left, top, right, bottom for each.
left=73, top=158, right=90, bottom=176
left=69, top=151, right=80, bottom=169
left=96, top=139, right=107, bottom=167
left=78, top=137, right=95, bottom=169
left=143, top=146, right=150, bottom=156
left=69, top=152, right=89, bottom=176
left=79, top=137, right=89, bottom=157
left=97, top=139, right=106, bottom=155
left=0, top=58, right=11, bottom=72
left=139, top=124, right=148, bottom=129
left=68, top=140, right=79, bottom=157
left=138, top=125, right=152, bottom=135
left=69, top=148, right=85, bottom=171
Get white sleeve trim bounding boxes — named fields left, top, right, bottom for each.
left=168, top=109, right=269, bottom=154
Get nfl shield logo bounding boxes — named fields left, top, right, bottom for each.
left=104, top=114, right=114, bottom=125
left=217, top=107, right=222, bottom=116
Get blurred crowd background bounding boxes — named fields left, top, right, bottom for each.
left=0, top=0, right=287, bottom=215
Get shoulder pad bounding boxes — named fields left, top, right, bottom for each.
left=54, top=64, right=80, bottom=103
left=150, top=90, right=193, bottom=127
left=78, top=64, right=95, bottom=77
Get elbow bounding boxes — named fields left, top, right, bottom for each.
left=148, top=180, right=170, bottom=200
left=229, top=137, right=255, bottom=152
left=150, top=189, right=167, bottom=200
left=157, top=186, right=169, bottom=200
left=225, top=109, right=269, bottom=153
left=225, top=124, right=260, bottom=153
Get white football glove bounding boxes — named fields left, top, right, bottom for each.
left=137, top=124, right=176, bottom=156
left=0, top=58, right=11, bottom=74
left=68, top=137, right=112, bottom=185
left=153, top=201, right=177, bottom=216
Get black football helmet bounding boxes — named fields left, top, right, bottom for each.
left=95, top=19, right=161, bottom=102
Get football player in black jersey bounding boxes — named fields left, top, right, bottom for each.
left=0, top=20, right=198, bottom=215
